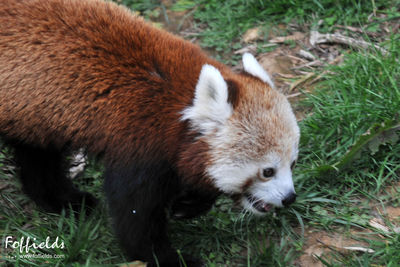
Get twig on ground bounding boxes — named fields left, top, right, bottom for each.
left=234, top=45, right=257, bottom=55
left=291, top=60, right=324, bottom=70
left=297, top=49, right=316, bottom=61
left=289, top=72, right=315, bottom=91
left=342, top=247, right=375, bottom=253
left=369, top=218, right=390, bottom=233
left=269, top=32, right=305, bottom=43
left=287, top=91, right=308, bottom=98
left=287, top=54, right=308, bottom=62
left=335, top=25, right=380, bottom=38
left=310, top=31, right=388, bottom=55
left=328, top=54, right=344, bottom=65
left=276, top=73, right=297, bottom=79
left=317, top=239, right=375, bottom=255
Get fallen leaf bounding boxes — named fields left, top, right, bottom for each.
left=242, top=27, right=261, bottom=43
left=386, top=206, right=400, bottom=222
left=258, top=52, right=295, bottom=77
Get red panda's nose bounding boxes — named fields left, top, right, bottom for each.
left=282, top=192, right=297, bottom=207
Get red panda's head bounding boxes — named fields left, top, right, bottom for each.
left=182, top=53, right=300, bottom=215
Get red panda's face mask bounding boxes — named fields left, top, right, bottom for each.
left=182, top=53, right=300, bottom=214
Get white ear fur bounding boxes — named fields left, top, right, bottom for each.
left=181, top=64, right=232, bottom=134
left=242, top=53, right=275, bottom=88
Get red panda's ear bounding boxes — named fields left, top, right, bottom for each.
left=242, top=53, right=275, bottom=88
left=181, top=64, right=232, bottom=134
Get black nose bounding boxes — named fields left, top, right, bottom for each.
left=282, top=192, right=297, bottom=207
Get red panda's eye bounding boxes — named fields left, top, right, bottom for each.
left=262, top=168, right=275, bottom=178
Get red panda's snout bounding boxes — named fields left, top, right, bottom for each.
left=182, top=53, right=300, bottom=215
left=242, top=161, right=298, bottom=214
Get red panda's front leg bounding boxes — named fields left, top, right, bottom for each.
left=104, top=162, right=202, bottom=267
left=170, top=186, right=219, bottom=219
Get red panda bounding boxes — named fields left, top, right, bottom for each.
left=0, top=0, right=300, bottom=266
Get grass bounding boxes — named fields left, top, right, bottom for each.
left=0, top=155, right=123, bottom=266
left=191, top=0, right=384, bottom=61
left=1, top=0, right=400, bottom=266
left=301, top=46, right=400, bottom=168
left=120, top=0, right=399, bottom=63
left=293, top=41, right=400, bottom=265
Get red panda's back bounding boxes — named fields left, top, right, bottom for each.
left=0, top=0, right=225, bottom=162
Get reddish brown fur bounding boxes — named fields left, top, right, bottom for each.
left=0, top=0, right=251, bottom=187
left=0, top=1, right=292, bottom=264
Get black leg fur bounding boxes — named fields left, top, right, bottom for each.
left=104, top=162, right=202, bottom=267
left=170, top=186, right=219, bottom=219
left=12, top=143, right=97, bottom=213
